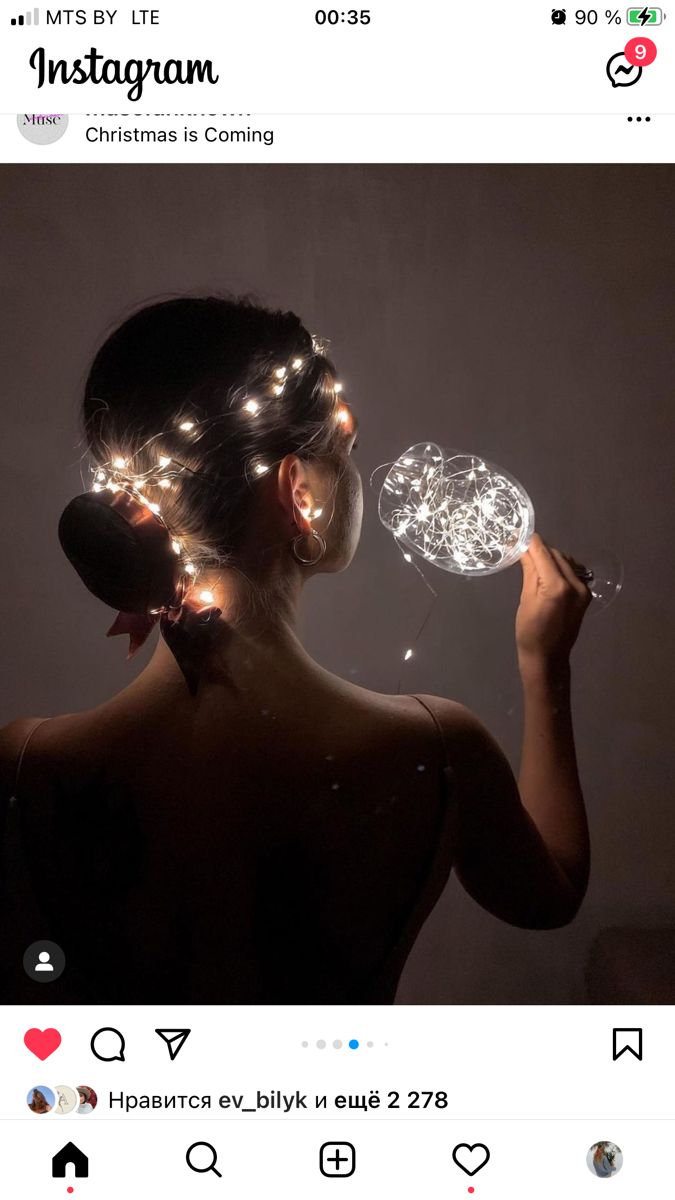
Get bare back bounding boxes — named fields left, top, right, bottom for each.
left=1, top=678, right=457, bottom=1004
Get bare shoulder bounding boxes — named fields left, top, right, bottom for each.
left=410, top=694, right=519, bottom=805
left=0, top=718, right=43, bottom=799
left=389, top=692, right=495, bottom=745
left=0, top=712, right=100, bottom=801
left=411, top=694, right=486, bottom=731
left=398, top=693, right=513, bottom=777
left=340, top=686, right=504, bottom=774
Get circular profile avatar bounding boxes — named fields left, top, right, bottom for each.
left=27, top=1085, right=55, bottom=1114
left=587, top=1141, right=623, bottom=1177
left=54, top=1085, right=79, bottom=1115
left=76, top=1085, right=98, bottom=1115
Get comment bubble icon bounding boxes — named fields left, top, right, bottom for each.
left=90, top=1027, right=126, bottom=1062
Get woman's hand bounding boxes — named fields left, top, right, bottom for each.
left=516, top=532, right=592, bottom=679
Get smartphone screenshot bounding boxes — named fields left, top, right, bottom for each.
left=1, top=1, right=673, bottom=1194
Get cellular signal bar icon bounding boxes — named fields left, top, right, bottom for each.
left=11, top=7, right=39, bottom=23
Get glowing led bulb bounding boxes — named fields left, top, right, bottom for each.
left=198, top=589, right=215, bottom=604
left=179, top=420, right=194, bottom=432
left=158, top=455, right=172, bottom=468
left=171, top=540, right=181, bottom=555
left=274, top=367, right=287, bottom=380
left=243, top=398, right=260, bottom=415
left=92, top=482, right=102, bottom=492
left=113, top=456, right=127, bottom=469
left=292, top=358, right=303, bottom=370
left=336, top=406, right=349, bottom=425
left=334, top=382, right=343, bottom=394
left=273, top=384, right=284, bottom=397
left=95, top=469, right=106, bottom=482
left=147, top=502, right=161, bottom=514
left=255, top=463, right=269, bottom=476
left=403, top=648, right=414, bottom=661
left=184, top=562, right=196, bottom=575
left=158, top=478, right=171, bottom=489
left=313, top=507, right=323, bottom=518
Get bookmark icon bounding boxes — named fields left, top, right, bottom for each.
left=612, top=1028, right=643, bottom=1060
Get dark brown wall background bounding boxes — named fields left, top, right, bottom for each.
left=1, top=164, right=673, bottom=1003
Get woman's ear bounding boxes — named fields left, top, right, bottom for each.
left=277, top=453, right=315, bottom=535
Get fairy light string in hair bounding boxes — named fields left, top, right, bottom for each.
left=80, top=346, right=349, bottom=685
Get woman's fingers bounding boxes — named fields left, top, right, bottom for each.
left=549, top=547, right=592, bottom=600
left=523, top=534, right=591, bottom=600
left=524, top=532, right=564, bottom=585
left=521, top=534, right=590, bottom=605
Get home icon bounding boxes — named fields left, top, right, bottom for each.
left=52, top=1142, right=89, bottom=1178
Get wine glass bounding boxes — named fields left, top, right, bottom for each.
left=375, top=443, right=622, bottom=611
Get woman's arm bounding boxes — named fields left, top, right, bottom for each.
left=433, top=533, right=592, bottom=930
left=518, top=661, right=589, bottom=897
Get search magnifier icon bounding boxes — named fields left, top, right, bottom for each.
left=186, top=1142, right=222, bottom=1178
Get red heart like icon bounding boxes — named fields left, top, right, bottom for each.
left=24, top=1027, right=62, bottom=1060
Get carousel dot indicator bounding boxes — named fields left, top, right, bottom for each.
left=333, top=1040, right=342, bottom=1049
left=348, top=1039, right=359, bottom=1049
left=317, top=1039, right=326, bottom=1049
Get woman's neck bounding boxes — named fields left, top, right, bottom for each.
left=143, top=564, right=322, bottom=694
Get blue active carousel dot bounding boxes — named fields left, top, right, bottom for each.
left=348, top=1039, right=359, bottom=1049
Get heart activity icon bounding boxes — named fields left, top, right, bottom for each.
left=452, top=1142, right=491, bottom=1176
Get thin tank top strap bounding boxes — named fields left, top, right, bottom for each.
left=11, top=717, right=52, bottom=802
left=357, top=694, right=458, bottom=999
left=409, top=694, right=455, bottom=789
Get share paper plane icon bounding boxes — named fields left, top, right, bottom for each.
left=155, top=1028, right=191, bottom=1060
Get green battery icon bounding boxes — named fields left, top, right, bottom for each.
left=627, top=7, right=662, bottom=23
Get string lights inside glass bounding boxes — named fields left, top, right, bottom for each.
left=376, top=441, right=621, bottom=679
left=378, top=443, right=535, bottom=575
left=376, top=442, right=535, bottom=676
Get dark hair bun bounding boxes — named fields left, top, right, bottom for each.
left=58, top=491, right=178, bottom=613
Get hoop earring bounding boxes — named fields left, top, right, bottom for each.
left=291, top=529, right=327, bottom=565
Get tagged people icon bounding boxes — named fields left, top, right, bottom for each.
left=23, top=940, right=66, bottom=983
